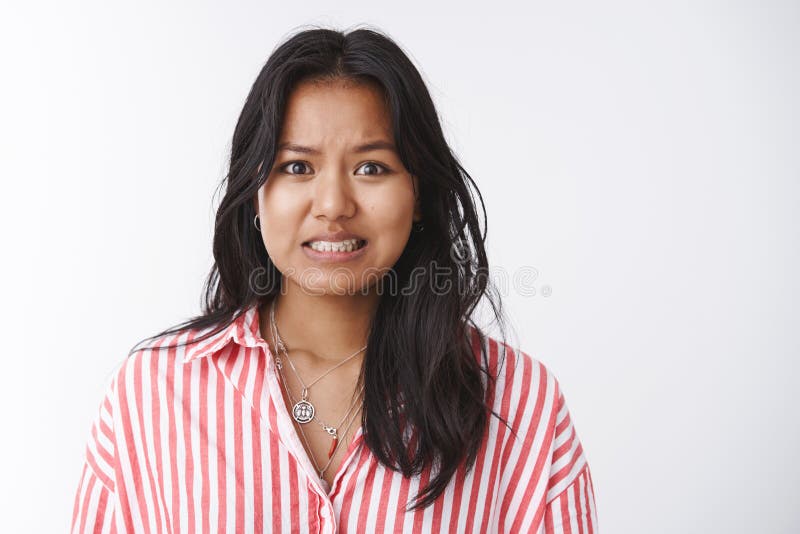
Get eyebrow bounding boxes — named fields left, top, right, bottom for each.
left=276, top=140, right=396, bottom=155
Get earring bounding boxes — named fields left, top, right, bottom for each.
left=413, top=221, right=424, bottom=233
left=254, top=214, right=261, bottom=231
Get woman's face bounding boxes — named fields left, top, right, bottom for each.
left=254, top=79, right=422, bottom=296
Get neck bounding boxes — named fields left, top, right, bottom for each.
left=261, top=278, right=379, bottom=366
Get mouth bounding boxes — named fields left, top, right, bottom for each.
left=301, top=238, right=369, bottom=261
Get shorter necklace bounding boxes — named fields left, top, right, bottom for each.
left=269, top=299, right=367, bottom=425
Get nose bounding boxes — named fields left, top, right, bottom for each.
left=310, top=170, right=356, bottom=221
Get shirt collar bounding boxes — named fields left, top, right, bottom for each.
left=181, top=301, right=266, bottom=364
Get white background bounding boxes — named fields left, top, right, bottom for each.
left=1, top=1, right=797, bottom=532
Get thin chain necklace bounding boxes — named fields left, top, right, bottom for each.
left=269, top=299, right=367, bottom=425
left=267, top=305, right=364, bottom=477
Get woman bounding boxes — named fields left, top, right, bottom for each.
left=71, top=27, right=598, bottom=533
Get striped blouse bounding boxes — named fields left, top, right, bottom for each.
left=71, top=303, right=598, bottom=533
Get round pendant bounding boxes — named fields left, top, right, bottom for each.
left=292, top=400, right=315, bottom=423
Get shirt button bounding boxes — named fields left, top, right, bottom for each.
left=321, top=508, right=329, bottom=518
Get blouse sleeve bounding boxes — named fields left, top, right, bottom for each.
left=70, top=365, right=120, bottom=534
left=493, top=353, right=598, bottom=533
left=71, top=463, right=116, bottom=533
left=542, top=384, right=599, bottom=533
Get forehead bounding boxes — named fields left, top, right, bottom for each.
left=278, top=80, right=393, bottom=144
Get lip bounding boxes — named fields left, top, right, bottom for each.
left=302, top=240, right=369, bottom=263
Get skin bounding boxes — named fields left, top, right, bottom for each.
left=252, top=78, right=422, bottom=485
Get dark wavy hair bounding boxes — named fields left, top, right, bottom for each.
left=129, top=24, right=512, bottom=511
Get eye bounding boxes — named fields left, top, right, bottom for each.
left=278, top=161, right=312, bottom=175
left=355, top=162, right=390, bottom=176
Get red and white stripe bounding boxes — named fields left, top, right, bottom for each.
left=71, top=303, right=598, bottom=533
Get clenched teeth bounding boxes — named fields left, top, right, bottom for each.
left=306, top=239, right=366, bottom=252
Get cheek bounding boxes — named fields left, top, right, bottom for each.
left=369, top=181, right=416, bottom=221
left=367, top=190, right=415, bottom=249
left=258, top=189, right=301, bottom=257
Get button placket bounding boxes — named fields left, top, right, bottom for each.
left=319, top=502, right=338, bottom=533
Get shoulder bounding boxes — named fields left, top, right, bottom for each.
left=77, top=328, right=204, bottom=490
left=470, top=328, right=594, bottom=500
left=468, top=325, right=566, bottom=432
left=107, top=329, right=201, bottom=399
left=471, top=329, right=569, bottom=452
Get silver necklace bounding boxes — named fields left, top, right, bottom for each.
left=267, top=307, right=364, bottom=478
left=275, top=349, right=363, bottom=477
left=269, top=299, right=367, bottom=425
